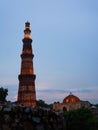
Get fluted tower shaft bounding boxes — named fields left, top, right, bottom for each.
left=18, top=22, right=36, bottom=107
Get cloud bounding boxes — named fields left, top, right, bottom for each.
left=2, top=85, right=98, bottom=104
left=36, top=86, right=98, bottom=104
left=37, top=89, right=69, bottom=93
left=12, top=95, right=17, bottom=100
left=37, top=86, right=98, bottom=94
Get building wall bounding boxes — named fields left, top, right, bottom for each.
left=53, top=101, right=90, bottom=111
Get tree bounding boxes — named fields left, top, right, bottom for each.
left=36, top=99, right=45, bottom=107
left=0, top=87, right=8, bottom=101
left=36, top=99, right=52, bottom=108
left=95, top=104, right=98, bottom=109
left=64, top=107, right=98, bottom=130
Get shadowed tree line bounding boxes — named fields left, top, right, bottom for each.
left=0, top=87, right=8, bottom=102
left=63, top=107, right=98, bottom=130
left=0, top=87, right=98, bottom=130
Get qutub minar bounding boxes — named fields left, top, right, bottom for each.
left=17, top=22, right=36, bottom=107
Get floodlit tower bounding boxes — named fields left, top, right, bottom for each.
left=18, top=22, right=36, bottom=107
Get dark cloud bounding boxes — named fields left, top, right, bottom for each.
left=37, top=88, right=95, bottom=94
left=2, top=85, right=98, bottom=104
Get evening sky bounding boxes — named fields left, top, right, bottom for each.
left=0, top=0, right=98, bottom=103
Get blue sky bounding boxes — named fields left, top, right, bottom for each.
left=0, top=0, right=98, bottom=104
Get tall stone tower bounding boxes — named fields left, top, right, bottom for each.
left=18, top=22, right=36, bottom=107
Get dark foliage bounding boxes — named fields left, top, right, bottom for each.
left=36, top=99, right=52, bottom=108
left=64, top=107, right=98, bottom=130
left=0, top=87, right=8, bottom=101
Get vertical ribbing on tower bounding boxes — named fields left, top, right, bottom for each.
left=17, top=22, right=36, bottom=107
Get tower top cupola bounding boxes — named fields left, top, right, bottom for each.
left=24, top=21, right=31, bottom=39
